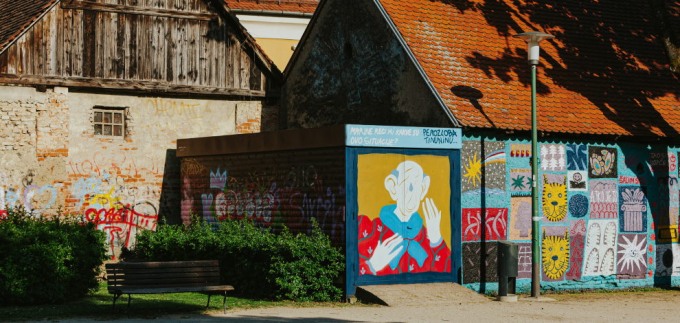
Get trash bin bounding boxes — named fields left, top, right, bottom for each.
left=497, top=240, right=518, bottom=301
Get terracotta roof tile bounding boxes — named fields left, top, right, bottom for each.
left=377, top=0, right=680, bottom=138
left=224, top=0, right=318, bottom=14
left=0, top=0, right=58, bottom=53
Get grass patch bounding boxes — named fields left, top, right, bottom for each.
left=0, top=282, right=283, bottom=321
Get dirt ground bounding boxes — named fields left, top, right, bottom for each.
left=210, top=289, right=680, bottom=322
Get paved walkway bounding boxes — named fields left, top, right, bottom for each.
left=50, top=287, right=680, bottom=322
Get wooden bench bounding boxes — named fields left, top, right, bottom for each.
left=105, top=260, right=235, bottom=313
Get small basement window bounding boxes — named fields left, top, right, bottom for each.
left=93, top=107, right=126, bottom=137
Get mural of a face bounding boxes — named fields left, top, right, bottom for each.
left=542, top=175, right=567, bottom=222
left=384, top=161, right=431, bottom=219
left=542, top=231, right=570, bottom=279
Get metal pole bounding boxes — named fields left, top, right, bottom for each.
left=530, top=63, right=541, bottom=298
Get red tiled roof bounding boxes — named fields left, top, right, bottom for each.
left=224, top=0, right=318, bottom=15
left=0, top=0, right=58, bottom=53
left=378, top=0, right=680, bottom=138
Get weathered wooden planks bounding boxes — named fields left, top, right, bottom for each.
left=0, top=0, right=269, bottom=94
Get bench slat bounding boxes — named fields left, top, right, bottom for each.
left=107, top=271, right=220, bottom=279
left=107, top=267, right=218, bottom=274
left=108, top=285, right=235, bottom=294
left=106, top=260, right=218, bottom=269
left=108, top=278, right=220, bottom=286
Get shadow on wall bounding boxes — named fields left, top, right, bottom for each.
left=619, top=144, right=680, bottom=288
left=159, top=149, right=181, bottom=224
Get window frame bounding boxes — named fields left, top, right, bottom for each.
left=93, top=106, right=127, bottom=138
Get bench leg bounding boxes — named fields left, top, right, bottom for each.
left=112, top=293, right=121, bottom=311
left=127, top=294, right=131, bottom=309
left=206, top=294, right=212, bottom=309
left=222, top=291, right=228, bottom=314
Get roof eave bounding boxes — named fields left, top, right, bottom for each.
left=0, top=0, right=61, bottom=55
left=371, top=0, right=462, bottom=128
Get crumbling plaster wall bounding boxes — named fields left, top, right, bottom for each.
left=0, top=84, right=262, bottom=256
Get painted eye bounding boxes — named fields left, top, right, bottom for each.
left=549, top=247, right=553, bottom=252
left=560, top=247, right=564, bottom=251
left=548, top=193, right=552, bottom=198
left=558, top=193, right=563, bottom=198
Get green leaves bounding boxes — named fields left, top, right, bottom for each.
left=125, top=218, right=344, bottom=302
left=0, top=207, right=107, bottom=305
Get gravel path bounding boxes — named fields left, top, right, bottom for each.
left=212, top=289, right=680, bottom=322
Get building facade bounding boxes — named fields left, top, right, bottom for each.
left=280, top=0, right=680, bottom=293
left=0, top=0, right=281, bottom=258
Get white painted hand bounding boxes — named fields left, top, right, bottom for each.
left=423, top=197, right=442, bottom=245
left=367, top=234, right=404, bottom=273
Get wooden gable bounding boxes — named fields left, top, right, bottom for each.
left=0, top=0, right=280, bottom=97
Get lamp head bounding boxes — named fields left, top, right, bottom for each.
left=514, top=31, right=554, bottom=65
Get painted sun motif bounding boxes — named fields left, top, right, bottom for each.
left=617, top=235, right=646, bottom=273
left=463, top=154, right=482, bottom=187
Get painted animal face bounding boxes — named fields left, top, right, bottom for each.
left=542, top=232, right=570, bottom=279
left=542, top=176, right=567, bottom=222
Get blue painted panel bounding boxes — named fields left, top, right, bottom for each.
left=345, top=147, right=461, bottom=297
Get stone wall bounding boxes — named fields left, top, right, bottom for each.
left=0, top=85, right=264, bottom=258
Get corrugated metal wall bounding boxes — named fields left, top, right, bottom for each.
left=180, top=147, right=346, bottom=245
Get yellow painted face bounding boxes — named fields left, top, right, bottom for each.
left=542, top=176, right=567, bottom=222
left=542, top=232, right=570, bottom=279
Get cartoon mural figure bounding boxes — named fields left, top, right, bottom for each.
left=542, top=175, right=567, bottom=222
left=358, top=160, right=450, bottom=275
left=542, top=230, right=570, bottom=279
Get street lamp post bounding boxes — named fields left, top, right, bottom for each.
left=513, top=31, right=554, bottom=298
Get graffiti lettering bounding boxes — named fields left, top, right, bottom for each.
left=84, top=202, right=158, bottom=259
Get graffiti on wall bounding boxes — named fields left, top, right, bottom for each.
left=463, top=139, right=680, bottom=288
left=84, top=189, right=158, bottom=258
left=357, top=154, right=451, bottom=276
left=462, top=208, right=507, bottom=241
left=509, top=197, right=531, bottom=240
left=517, top=243, right=532, bottom=279
left=542, top=228, right=569, bottom=280
left=566, top=144, right=588, bottom=171
left=567, top=171, right=588, bottom=191
left=568, top=194, right=589, bottom=218
left=510, top=168, right=531, bottom=196
left=540, top=144, right=566, bottom=171
left=463, top=242, right=497, bottom=284
left=462, top=141, right=505, bottom=193
left=583, top=220, right=618, bottom=276
left=566, top=220, right=586, bottom=280
left=656, top=244, right=680, bottom=276
left=0, top=171, right=61, bottom=217
left=590, top=180, right=618, bottom=219
left=616, top=234, right=647, bottom=279
left=589, top=146, right=617, bottom=178
left=542, top=174, right=567, bottom=222
left=181, top=158, right=346, bottom=244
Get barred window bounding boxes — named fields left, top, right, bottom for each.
left=93, top=107, right=126, bottom=137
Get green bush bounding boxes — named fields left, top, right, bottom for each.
left=0, top=207, right=107, bottom=305
left=124, top=218, right=344, bottom=302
